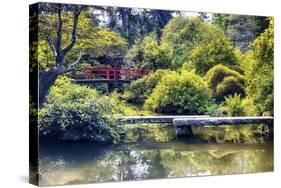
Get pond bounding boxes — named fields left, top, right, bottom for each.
left=37, top=123, right=273, bottom=186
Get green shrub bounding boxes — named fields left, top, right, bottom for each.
left=142, top=36, right=171, bottom=70
left=39, top=76, right=124, bottom=144
left=216, top=76, right=245, bottom=101
left=218, top=93, right=258, bottom=117
left=205, top=64, right=245, bottom=101
left=184, top=37, right=239, bottom=76
left=108, top=92, right=156, bottom=116
left=162, top=16, right=224, bottom=69
left=244, top=18, right=273, bottom=114
left=123, top=69, right=174, bottom=104
left=241, top=97, right=258, bottom=116
left=145, top=70, right=215, bottom=114
left=219, top=93, right=245, bottom=116
left=124, top=34, right=171, bottom=70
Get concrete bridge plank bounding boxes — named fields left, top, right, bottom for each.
left=120, top=115, right=210, bottom=124
left=173, top=116, right=273, bottom=127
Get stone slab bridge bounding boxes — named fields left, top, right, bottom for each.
left=119, top=115, right=274, bottom=136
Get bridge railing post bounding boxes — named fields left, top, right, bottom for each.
left=106, top=65, right=110, bottom=79
left=137, top=69, right=141, bottom=79
left=114, top=64, right=117, bottom=81
left=128, top=68, right=131, bottom=80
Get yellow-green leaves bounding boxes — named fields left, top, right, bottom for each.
left=39, top=76, right=124, bottom=143
left=145, top=70, right=213, bottom=114
left=38, top=10, right=127, bottom=71
left=204, top=64, right=245, bottom=102
left=161, top=16, right=224, bottom=68
left=245, top=17, right=274, bottom=114
left=185, top=36, right=239, bottom=76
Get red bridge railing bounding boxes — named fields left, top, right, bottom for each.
left=74, top=66, right=149, bottom=81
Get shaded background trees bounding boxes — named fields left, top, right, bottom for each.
left=212, top=13, right=269, bottom=52
left=105, top=7, right=173, bottom=45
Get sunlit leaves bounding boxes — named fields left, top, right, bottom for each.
left=244, top=18, right=274, bottom=114
left=204, top=64, right=245, bottom=102
left=39, top=76, right=124, bottom=143
left=184, top=36, right=239, bottom=76
left=124, top=34, right=171, bottom=70
left=145, top=70, right=214, bottom=114
left=161, top=16, right=224, bottom=68
left=38, top=10, right=127, bottom=71
left=124, top=69, right=174, bottom=104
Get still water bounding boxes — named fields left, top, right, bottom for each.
left=38, top=124, right=273, bottom=186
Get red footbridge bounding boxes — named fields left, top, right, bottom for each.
left=71, top=66, right=149, bottom=84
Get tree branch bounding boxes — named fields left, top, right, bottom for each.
left=61, top=7, right=81, bottom=55
left=45, top=35, right=57, bottom=57
left=60, top=53, right=84, bottom=74
left=69, top=53, right=83, bottom=67
left=55, top=4, right=63, bottom=67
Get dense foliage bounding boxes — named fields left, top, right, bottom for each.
left=123, top=69, right=173, bottom=104
left=205, top=64, right=245, bottom=102
left=39, top=77, right=124, bottom=143
left=104, top=7, right=173, bottom=45
left=243, top=18, right=273, bottom=114
left=219, top=93, right=246, bottom=116
left=161, top=16, right=223, bottom=69
left=183, top=36, right=240, bottom=76
left=212, top=14, right=269, bottom=52
left=145, top=71, right=215, bottom=114
left=219, top=93, right=257, bottom=116
left=124, top=34, right=171, bottom=70
left=37, top=10, right=127, bottom=71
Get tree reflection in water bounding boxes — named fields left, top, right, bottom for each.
left=38, top=141, right=273, bottom=186
left=37, top=123, right=273, bottom=186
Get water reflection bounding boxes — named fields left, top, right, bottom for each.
left=39, top=141, right=273, bottom=186
left=38, top=123, right=273, bottom=186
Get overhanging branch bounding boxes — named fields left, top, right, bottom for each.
left=55, top=4, right=63, bottom=61
left=69, top=53, right=83, bottom=68
left=61, top=8, right=81, bottom=55
left=46, top=35, right=57, bottom=57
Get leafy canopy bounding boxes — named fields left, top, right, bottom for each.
left=183, top=36, right=240, bottom=76
left=37, top=10, right=127, bottom=71
left=161, top=16, right=224, bottom=69
left=212, top=13, right=270, bottom=52
left=124, top=33, right=171, bottom=70
left=244, top=18, right=273, bottom=114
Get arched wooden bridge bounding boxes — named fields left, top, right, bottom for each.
left=71, top=66, right=149, bottom=84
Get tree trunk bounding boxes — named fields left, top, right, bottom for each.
left=39, top=70, right=60, bottom=107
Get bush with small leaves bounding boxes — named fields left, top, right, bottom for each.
left=216, top=76, right=245, bottom=101
left=205, top=64, right=245, bottom=102
left=123, top=69, right=174, bottom=104
left=246, top=18, right=273, bottom=114
left=218, top=94, right=257, bottom=116
left=162, top=16, right=224, bottom=69
left=145, top=70, right=215, bottom=114
left=124, top=34, right=171, bottom=70
left=39, top=76, right=124, bottom=144
left=183, top=37, right=240, bottom=76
